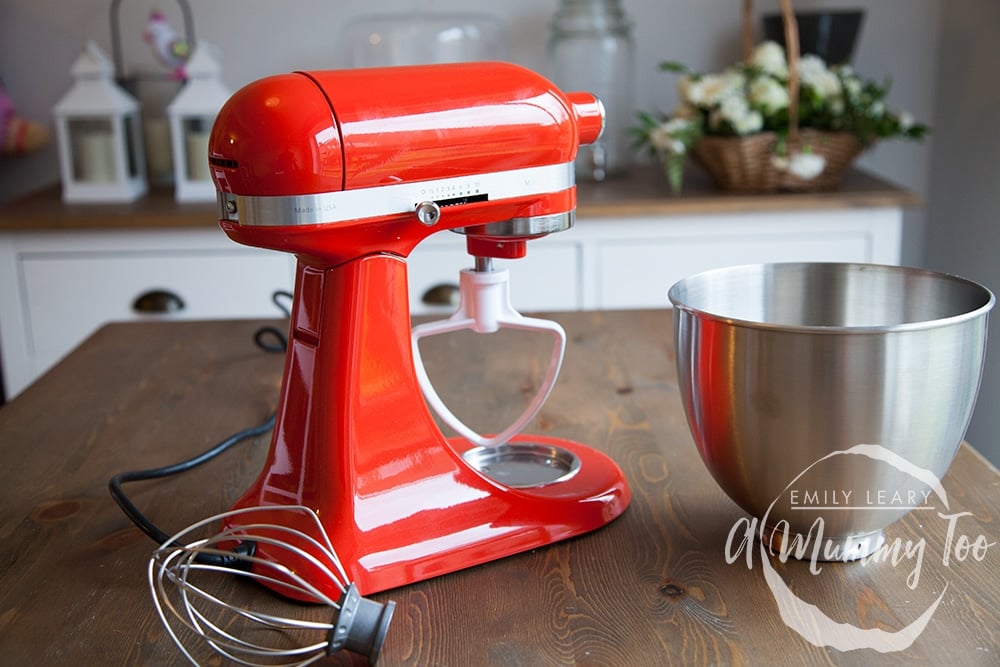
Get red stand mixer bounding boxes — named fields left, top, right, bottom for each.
left=208, top=61, right=631, bottom=596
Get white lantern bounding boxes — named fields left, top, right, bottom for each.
left=167, top=42, right=231, bottom=202
left=52, top=41, right=147, bottom=203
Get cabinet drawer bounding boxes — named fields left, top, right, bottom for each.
left=21, top=250, right=293, bottom=355
left=408, top=235, right=580, bottom=314
left=597, top=232, right=873, bottom=309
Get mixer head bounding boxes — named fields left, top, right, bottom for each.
left=207, top=61, right=604, bottom=264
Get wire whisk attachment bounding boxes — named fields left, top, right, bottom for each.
left=149, top=505, right=395, bottom=666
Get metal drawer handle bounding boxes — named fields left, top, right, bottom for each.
left=132, top=289, right=185, bottom=314
left=421, top=283, right=460, bottom=306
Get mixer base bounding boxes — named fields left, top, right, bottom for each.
left=360, top=432, right=630, bottom=593
left=225, top=432, right=630, bottom=596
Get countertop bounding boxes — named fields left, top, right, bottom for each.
left=0, top=310, right=995, bottom=665
left=0, top=166, right=922, bottom=232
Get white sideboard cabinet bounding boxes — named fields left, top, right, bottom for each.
left=0, top=168, right=919, bottom=400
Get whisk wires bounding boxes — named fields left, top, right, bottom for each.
left=149, top=505, right=363, bottom=666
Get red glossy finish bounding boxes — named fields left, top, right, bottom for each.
left=208, top=73, right=344, bottom=197
left=214, top=62, right=630, bottom=596
left=565, top=91, right=606, bottom=145
left=466, top=236, right=527, bottom=259
left=209, top=62, right=602, bottom=196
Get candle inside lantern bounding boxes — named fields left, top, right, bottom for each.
left=184, top=129, right=211, bottom=181
left=76, top=129, right=115, bottom=182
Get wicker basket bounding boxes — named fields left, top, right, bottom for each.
left=689, top=0, right=865, bottom=193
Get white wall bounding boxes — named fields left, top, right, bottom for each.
left=923, top=1, right=1000, bottom=466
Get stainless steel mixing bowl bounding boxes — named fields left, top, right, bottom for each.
left=668, top=262, right=994, bottom=560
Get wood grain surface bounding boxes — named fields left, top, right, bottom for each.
left=0, top=310, right=996, bottom=666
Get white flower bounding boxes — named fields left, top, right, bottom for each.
left=648, top=126, right=671, bottom=151
left=842, top=75, right=862, bottom=102
left=719, top=69, right=747, bottom=98
left=671, top=103, right=699, bottom=120
left=677, top=75, right=697, bottom=104
left=736, top=110, right=764, bottom=134
left=712, top=95, right=763, bottom=135
left=648, top=126, right=680, bottom=153
left=772, top=151, right=827, bottom=180
left=898, top=111, right=914, bottom=129
left=681, top=75, right=713, bottom=106
left=681, top=69, right=745, bottom=108
left=649, top=117, right=697, bottom=154
left=748, top=75, right=789, bottom=114
left=798, top=55, right=842, bottom=99
left=662, top=117, right=696, bottom=134
left=750, top=41, right=788, bottom=77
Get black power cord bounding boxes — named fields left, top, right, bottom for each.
left=107, top=291, right=292, bottom=563
left=108, top=413, right=276, bottom=541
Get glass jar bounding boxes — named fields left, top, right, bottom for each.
left=340, top=12, right=507, bottom=67
left=547, top=0, right=635, bottom=181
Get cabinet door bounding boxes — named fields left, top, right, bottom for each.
left=587, top=210, right=901, bottom=309
left=21, top=250, right=293, bottom=358
left=598, top=234, right=870, bottom=309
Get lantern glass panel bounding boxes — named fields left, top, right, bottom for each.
left=182, top=117, right=212, bottom=181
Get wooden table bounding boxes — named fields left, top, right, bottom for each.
left=1, top=310, right=997, bottom=665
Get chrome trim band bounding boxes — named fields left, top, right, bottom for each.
left=218, top=162, right=576, bottom=227
left=454, top=211, right=574, bottom=238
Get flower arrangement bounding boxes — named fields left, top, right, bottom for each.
left=633, top=41, right=929, bottom=193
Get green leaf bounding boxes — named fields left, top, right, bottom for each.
left=659, top=61, right=689, bottom=74
left=665, top=153, right=685, bottom=194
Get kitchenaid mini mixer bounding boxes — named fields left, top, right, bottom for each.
left=207, top=62, right=631, bottom=596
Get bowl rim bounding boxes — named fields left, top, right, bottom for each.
left=667, top=262, right=996, bottom=334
